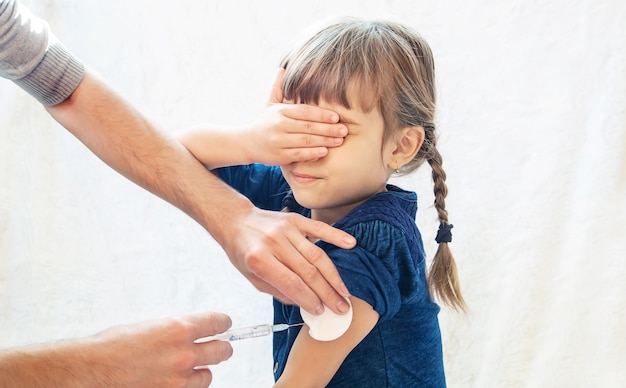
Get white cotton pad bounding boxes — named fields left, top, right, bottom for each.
left=300, top=297, right=353, bottom=341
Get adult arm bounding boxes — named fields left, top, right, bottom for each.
left=1, top=0, right=355, bottom=314
left=0, top=312, right=233, bottom=388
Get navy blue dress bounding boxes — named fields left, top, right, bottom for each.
left=218, top=164, right=446, bottom=387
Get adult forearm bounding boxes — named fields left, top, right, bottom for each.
left=45, top=69, right=247, bottom=242
left=0, top=340, right=93, bottom=387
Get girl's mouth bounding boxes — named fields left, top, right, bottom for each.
left=291, top=171, right=320, bottom=184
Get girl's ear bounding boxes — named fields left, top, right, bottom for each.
left=389, top=126, right=425, bottom=169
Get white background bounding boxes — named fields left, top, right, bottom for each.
left=1, top=0, right=625, bottom=386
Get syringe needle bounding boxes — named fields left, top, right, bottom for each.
left=271, top=322, right=304, bottom=333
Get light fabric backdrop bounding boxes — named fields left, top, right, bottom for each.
left=1, top=0, right=625, bottom=386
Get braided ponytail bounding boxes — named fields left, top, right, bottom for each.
left=427, top=147, right=466, bottom=311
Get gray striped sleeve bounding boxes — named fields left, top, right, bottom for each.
left=13, top=36, right=85, bottom=106
left=1, top=0, right=85, bottom=105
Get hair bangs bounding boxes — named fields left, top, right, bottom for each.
left=281, top=20, right=386, bottom=114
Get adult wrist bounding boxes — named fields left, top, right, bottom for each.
left=203, top=190, right=255, bottom=246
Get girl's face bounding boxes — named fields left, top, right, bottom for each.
left=281, top=95, right=395, bottom=225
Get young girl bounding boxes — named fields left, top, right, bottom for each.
left=180, top=17, right=464, bottom=387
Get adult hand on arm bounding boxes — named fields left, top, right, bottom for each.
left=0, top=312, right=233, bottom=387
left=218, top=207, right=356, bottom=315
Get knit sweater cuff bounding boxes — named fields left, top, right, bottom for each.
left=14, top=36, right=85, bottom=106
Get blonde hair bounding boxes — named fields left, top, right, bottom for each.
left=281, top=17, right=466, bottom=311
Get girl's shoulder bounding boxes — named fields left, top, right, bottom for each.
left=336, top=185, right=419, bottom=234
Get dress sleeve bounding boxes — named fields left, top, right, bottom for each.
left=217, top=164, right=290, bottom=211
left=319, top=220, right=422, bottom=322
left=0, top=0, right=84, bottom=105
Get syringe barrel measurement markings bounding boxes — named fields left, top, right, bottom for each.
left=195, top=323, right=302, bottom=343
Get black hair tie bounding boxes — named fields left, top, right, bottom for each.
left=435, top=223, right=453, bottom=244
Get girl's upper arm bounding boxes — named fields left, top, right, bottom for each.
left=273, top=296, right=380, bottom=388
left=176, top=127, right=244, bottom=170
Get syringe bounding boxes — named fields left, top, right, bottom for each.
left=195, top=323, right=304, bottom=343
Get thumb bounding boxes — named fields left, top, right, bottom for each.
left=267, top=68, right=285, bottom=105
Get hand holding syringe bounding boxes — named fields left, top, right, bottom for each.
left=195, top=323, right=304, bottom=343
